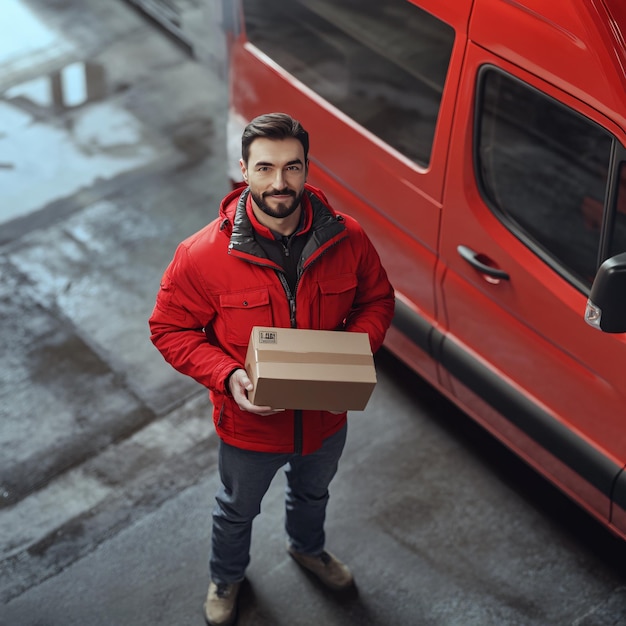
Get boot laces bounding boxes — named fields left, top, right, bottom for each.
left=216, top=583, right=233, bottom=598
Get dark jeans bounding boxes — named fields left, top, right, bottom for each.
left=210, top=424, right=347, bottom=584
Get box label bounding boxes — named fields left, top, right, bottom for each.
left=258, top=329, right=278, bottom=344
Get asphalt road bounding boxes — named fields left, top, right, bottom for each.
left=2, top=1, right=626, bottom=625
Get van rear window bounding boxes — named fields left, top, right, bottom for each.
left=242, top=0, right=454, bottom=166
left=477, top=69, right=613, bottom=289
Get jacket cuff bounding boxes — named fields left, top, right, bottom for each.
left=224, top=367, right=241, bottom=396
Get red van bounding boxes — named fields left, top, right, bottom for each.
left=221, top=0, right=626, bottom=540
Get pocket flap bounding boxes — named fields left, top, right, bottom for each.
left=220, top=289, right=270, bottom=310
left=319, top=274, right=358, bottom=295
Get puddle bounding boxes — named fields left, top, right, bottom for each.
left=0, top=2, right=164, bottom=229
left=4, top=61, right=106, bottom=110
left=0, top=0, right=75, bottom=84
left=0, top=95, right=159, bottom=225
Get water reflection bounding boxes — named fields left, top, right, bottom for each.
left=0, top=59, right=155, bottom=226
left=5, top=62, right=106, bottom=110
left=0, top=0, right=75, bottom=84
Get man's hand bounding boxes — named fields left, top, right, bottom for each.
left=228, top=368, right=285, bottom=416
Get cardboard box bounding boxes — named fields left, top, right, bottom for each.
left=244, top=326, right=377, bottom=411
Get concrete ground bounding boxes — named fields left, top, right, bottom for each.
left=2, top=1, right=626, bottom=625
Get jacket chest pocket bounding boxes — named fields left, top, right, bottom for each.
left=318, top=274, right=358, bottom=329
left=220, top=288, right=273, bottom=346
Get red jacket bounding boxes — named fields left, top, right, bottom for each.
left=149, top=184, right=395, bottom=454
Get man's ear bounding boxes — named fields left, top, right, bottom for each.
left=240, top=158, right=248, bottom=183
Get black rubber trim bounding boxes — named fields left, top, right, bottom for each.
left=612, top=469, right=626, bottom=512
left=392, top=299, right=621, bottom=501
left=392, top=298, right=432, bottom=355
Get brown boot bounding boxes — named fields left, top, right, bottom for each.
left=287, top=545, right=354, bottom=590
left=203, top=581, right=241, bottom=626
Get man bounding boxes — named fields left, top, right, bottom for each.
left=149, top=112, right=394, bottom=626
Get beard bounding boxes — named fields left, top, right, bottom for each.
left=251, top=188, right=303, bottom=219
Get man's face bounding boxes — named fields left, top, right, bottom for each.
left=241, top=137, right=307, bottom=220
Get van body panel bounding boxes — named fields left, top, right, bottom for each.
left=230, top=44, right=440, bottom=348
left=438, top=42, right=626, bottom=523
left=225, top=0, right=626, bottom=540
left=230, top=0, right=477, bottom=387
left=470, top=0, right=626, bottom=128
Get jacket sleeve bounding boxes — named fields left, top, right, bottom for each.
left=148, top=242, right=241, bottom=393
left=342, top=218, right=395, bottom=353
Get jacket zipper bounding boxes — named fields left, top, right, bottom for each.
left=233, top=228, right=347, bottom=455
left=276, top=272, right=303, bottom=454
left=278, top=236, right=347, bottom=455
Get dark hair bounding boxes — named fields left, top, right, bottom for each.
left=241, top=112, right=309, bottom=164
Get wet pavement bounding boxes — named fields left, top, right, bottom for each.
left=3, top=1, right=626, bottom=625
left=1, top=0, right=226, bottom=610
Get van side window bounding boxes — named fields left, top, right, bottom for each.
left=477, top=69, right=613, bottom=289
left=242, top=0, right=455, bottom=166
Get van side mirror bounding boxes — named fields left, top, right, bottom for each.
left=585, top=252, right=626, bottom=332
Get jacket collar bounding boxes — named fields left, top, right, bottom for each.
left=226, top=186, right=346, bottom=263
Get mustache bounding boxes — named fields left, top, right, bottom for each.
left=265, top=189, right=295, bottom=197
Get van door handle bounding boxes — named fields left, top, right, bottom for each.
left=457, top=245, right=510, bottom=280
